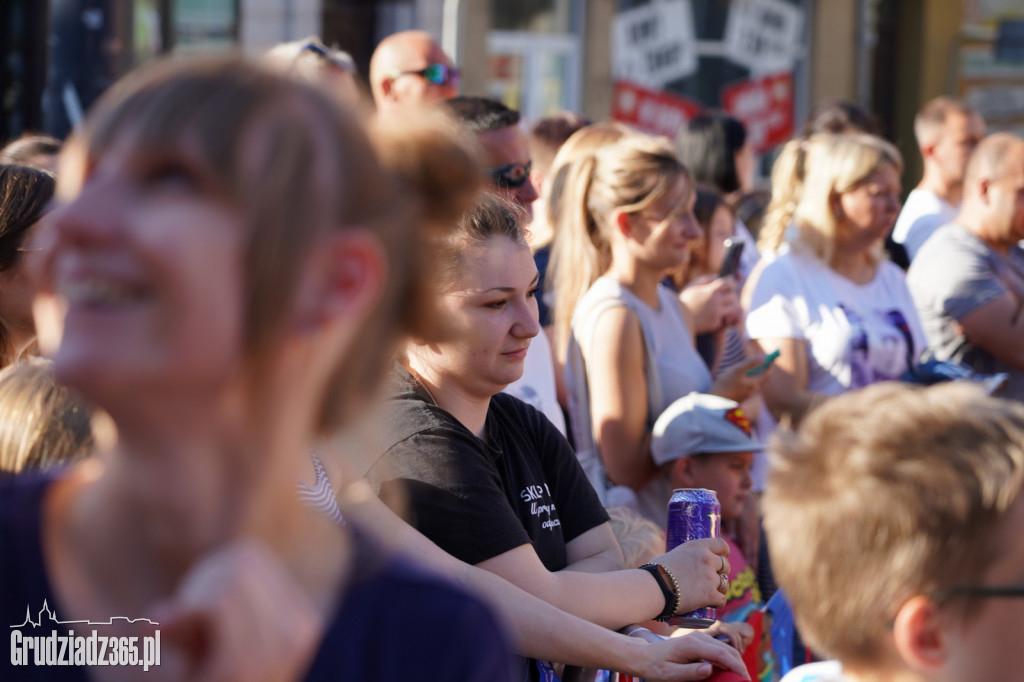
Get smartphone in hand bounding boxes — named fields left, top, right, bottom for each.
left=746, top=350, right=780, bottom=377
left=719, top=239, right=745, bottom=279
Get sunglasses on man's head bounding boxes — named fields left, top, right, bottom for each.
left=489, top=161, right=532, bottom=190
left=392, top=63, right=460, bottom=87
left=290, top=41, right=354, bottom=73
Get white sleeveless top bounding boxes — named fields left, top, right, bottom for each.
left=566, top=277, right=712, bottom=525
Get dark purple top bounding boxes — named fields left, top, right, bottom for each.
left=0, top=474, right=517, bottom=681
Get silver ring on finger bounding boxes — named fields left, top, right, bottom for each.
left=718, top=572, right=729, bottom=593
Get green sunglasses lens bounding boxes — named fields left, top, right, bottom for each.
left=423, top=64, right=446, bottom=84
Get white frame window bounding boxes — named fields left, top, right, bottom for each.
left=487, top=12, right=583, bottom=120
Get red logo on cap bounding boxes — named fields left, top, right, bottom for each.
left=725, top=407, right=753, bottom=436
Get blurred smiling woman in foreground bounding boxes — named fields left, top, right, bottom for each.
left=0, top=57, right=515, bottom=681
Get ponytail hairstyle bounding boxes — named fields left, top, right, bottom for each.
left=792, top=133, right=902, bottom=267
left=544, top=121, right=632, bottom=233
left=758, top=137, right=810, bottom=254
left=550, top=133, right=690, bottom=363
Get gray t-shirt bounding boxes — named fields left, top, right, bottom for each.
left=907, top=224, right=1024, bottom=399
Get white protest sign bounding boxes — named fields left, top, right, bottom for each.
left=612, top=0, right=698, bottom=89
left=724, top=0, right=804, bottom=75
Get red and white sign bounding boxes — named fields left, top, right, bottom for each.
left=612, top=0, right=698, bottom=88
left=721, top=72, right=794, bottom=153
left=723, top=0, right=804, bottom=75
left=612, top=80, right=701, bottom=139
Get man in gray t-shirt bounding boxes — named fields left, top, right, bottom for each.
left=907, top=133, right=1024, bottom=400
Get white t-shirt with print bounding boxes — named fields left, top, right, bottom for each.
left=745, top=250, right=927, bottom=396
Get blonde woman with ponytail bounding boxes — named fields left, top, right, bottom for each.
left=541, top=123, right=625, bottom=351
left=553, top=134, right=765, bottom=525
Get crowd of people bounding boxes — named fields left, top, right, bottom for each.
left=0, top=28, right=1022, bottom=682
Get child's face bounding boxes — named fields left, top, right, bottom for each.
left=939, top=497, right=1024, bottom=681
left=672, top=451, right=754, bottom=520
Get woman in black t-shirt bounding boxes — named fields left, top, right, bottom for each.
left=370, top=193, right=742, bottom=665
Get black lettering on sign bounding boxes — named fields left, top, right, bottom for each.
left=630, top=18, right=657, bottom=44
left=744, top=31, right=765, bottom=54
left=762, top=10, right=784, bottom=30
left=646, top=45, right=680, bottom=71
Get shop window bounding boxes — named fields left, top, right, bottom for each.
left=133, top=0, right=164, bottom=64
left=1, top=0, right=37, bottom=138
left=173, top=0, right=237, bottom=54
left=488, top=0, right=583, bottom=120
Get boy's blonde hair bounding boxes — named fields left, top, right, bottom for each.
left=764, top=382, right=1024, bottom=666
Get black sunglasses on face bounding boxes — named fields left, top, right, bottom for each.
left=391, top=63, right=460, bottom=87
left=489, top=161, right=532, bottom=190
left=932, top=585, right=1024, bottom=603
left=885, top=583, right=1024, bottom=631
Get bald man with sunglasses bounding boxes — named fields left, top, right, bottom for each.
left=370, top=30, right=460, bottom=113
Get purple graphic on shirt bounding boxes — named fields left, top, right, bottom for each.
left=838, top=304, right=913, bottom=388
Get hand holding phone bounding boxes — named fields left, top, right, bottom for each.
left=718, top=239, right=745, bottom=279
left=745, top=350, right=780, bottom=377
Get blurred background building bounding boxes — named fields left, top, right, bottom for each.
left=2, top=0, right=1023, bottom=186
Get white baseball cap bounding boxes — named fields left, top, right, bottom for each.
left=651, top=393, right=764, bottom=466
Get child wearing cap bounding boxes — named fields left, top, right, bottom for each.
left=651, top=392, right=765, bottom=623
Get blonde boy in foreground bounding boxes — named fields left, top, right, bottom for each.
left=766, top=382, right=1024, bottom=681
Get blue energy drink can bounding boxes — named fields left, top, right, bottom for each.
left=666, top=488, right=721, bottom=628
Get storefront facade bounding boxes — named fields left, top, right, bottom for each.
left=5, top=0, right=1022, bottom=189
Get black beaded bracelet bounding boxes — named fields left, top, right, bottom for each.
left=639, top=563, right=680, bottom=621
